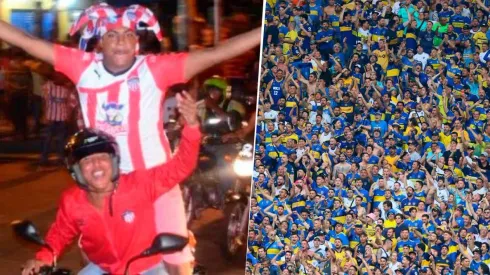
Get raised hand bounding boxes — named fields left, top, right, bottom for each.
left=176, top=91, right=199, bottom=126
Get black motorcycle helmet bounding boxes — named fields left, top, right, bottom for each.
left=64, top=128, right=120, bottom=190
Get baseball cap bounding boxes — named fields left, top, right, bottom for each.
left=463, top=25, right=471, bottom=30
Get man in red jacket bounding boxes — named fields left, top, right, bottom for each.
left=21, top=92, right=201, bottom=275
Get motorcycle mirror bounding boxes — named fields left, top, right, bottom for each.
left=11, top=220, right=46, bottom=247
left=142, top=233, right=189, bottom=256
left=125, top=234, right=189, bottom=275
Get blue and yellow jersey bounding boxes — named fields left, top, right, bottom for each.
left=401, top=56, right=414, bottom=72
left=265, top=240, right=282, bottom=259
left=450, top=14, right=470, bottom=33
left=405, top=218, right=422, bottom=232
left=444, top=240, right=459, bottom=257
left=248, top=239, right=261, bottom=254
left=263, top=131, right=276, bottom=145
left=393, top=191, right=406, bottom=203
left=349, top=232, right=361, bottom=249
left=338, top=101, right=354, bottom=115
left=427, top=58, right=440, bottom=70
left=329, top=14, right=340, bottom=33
left=370, top=26, right=387, bottom=42
left=307, top=4, right=323, bottom=23
left=401, top=197, right=420, bottom=214
left=310, top=143, right=322, bottom=160
left=482, top=253, right=490, bottom=265
left=386, top=63, right=401, bottom=79
left=331, top=207, right=346, bottom=225
left=396, top=24, right=405, bottom=42
left=291, top=194, right=307, bottom=213
left=438, top=9, right=454, bottom=22
left=421, top=252, right=431, bottom=268
left=329, top=231, right=350, bottom=246
left=372, top=189, right=386, bottom=209
left=407, top=169, right=426, bottom=182
left=265, top=143, right=285, bottom=159
left=414, top=190, right=427, bottom=202
left=446, top=65, right=462, bottom=80
left=452, top=83, right=465, bottom=98
left=284, top=95, right=299, bottom=116
left=435, top=256, right=451, bottom=268
left=396, top=239, right=415, bottom=254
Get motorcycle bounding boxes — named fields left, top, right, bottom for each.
left=181, top=114, right=244, bottom=224
left=222, top=143, right=253, bottom=258
left=11, top=220, right=189, bottom=275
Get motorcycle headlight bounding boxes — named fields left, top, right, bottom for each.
left=233, top=157, right=253, bottom=177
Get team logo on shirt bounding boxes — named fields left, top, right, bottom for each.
left=97, top=102, right=127, bottom=135
left=126, top=11, right=137, bottom=21
left=102, top=102, right=124, bottom=126
left=122, top=210, right=135, bottom=223
left=127, top=76, right=140, bottom=92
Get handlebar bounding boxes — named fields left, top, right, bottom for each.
left=37, top=266, right=71, bottom=275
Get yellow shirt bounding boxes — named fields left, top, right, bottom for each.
left=283, top=30, right=298, bottom=55
left=404, top=125, right=421, bottom=136
left=334, top=249, right=346, bottom=261
left=439, top=132, right=452, bottom=147
left=478, top=74, right=488, bottom=89
left=384, top=219, right=397, bottom=229
left=473, top=31, right=488, bottom=50
left=385, top=155, right=398, bottom=170
left=454, top=130, right=470, bottom=144
left=373, top=49, right=389, bottom=70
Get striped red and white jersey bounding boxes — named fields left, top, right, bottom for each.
left=54, top=45, right=188, bottom=173
left=42, top=81, right=75, bottom=122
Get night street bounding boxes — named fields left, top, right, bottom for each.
left=0, top=126, right=245, bottom=274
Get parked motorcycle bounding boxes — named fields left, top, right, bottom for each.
left=11, top=220, right=188, bottom=275
left=222, top=143, right=253, bottom=258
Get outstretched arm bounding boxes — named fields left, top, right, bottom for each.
left=184, top=27, right=261, bottom=80
left=0, top=20, right=54, bottom=64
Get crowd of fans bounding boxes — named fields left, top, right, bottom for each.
left=248, top=0, right=490, bottom=274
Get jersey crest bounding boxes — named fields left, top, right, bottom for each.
left=127, top=76, right=140, bottom=92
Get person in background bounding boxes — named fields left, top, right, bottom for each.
left=39, top=72, right=78, bottom=167
left=4, top=48, right=32, bottom=140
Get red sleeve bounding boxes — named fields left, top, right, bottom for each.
left=140, top=125, right=201, bottom=201
left=35, top=191, right=80, bottom=264
left=53, top=44, right=93, bottom=84
left=146, top=52, right=189, bottom=92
